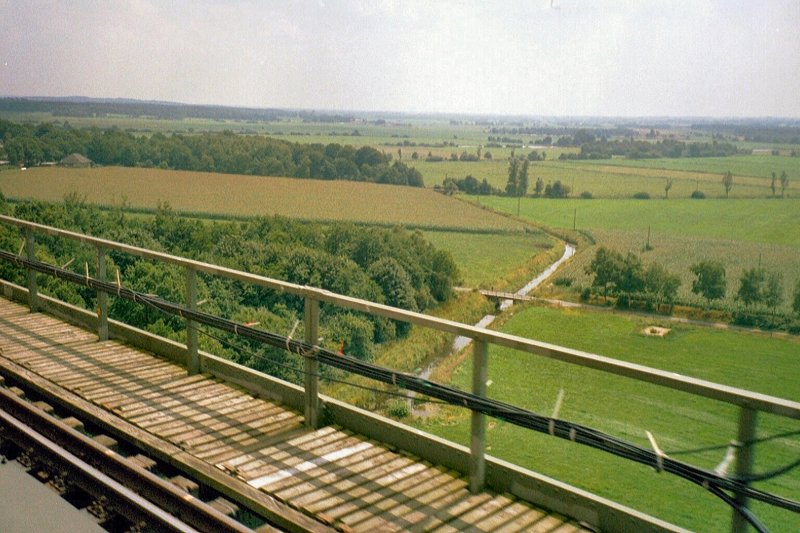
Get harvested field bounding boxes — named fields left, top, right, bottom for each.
left=0, top=167, right=524, bottom=232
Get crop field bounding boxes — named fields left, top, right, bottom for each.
left=422, top=230, right=561, bottom=289
left=416, top=305, right=800, bottom=531
left=579, top=155, right=800, bottom=181
left=409, top=157, right=783, bottom=198
left=479, top=197, right=800, bottom=246
left=0, top=167, right=525, bottom=232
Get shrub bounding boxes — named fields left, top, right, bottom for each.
left=691, top=190, right=706, bottom=199
left=554, top=276, right=573, bottom=287
left=579, top=191, right=593, bottom=199
left=632, top=192, right=650, bottom=199
left=387, top=399, right=410, bottom=418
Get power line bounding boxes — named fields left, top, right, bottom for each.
left=2, top=249, right=798, bottom=527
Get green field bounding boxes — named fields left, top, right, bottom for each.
left=479, top=197, right=800, bottom=246
left=410, top=157, right=786, bottom=198
left=477, top=196, right=800, bottom=310
left=0, top=167, right=524, bottom=232
left=422, top=230, right=561, bottom=289
left=416, top=305, right=800, bottom=531
left=578, top=155, right=800, bottom=181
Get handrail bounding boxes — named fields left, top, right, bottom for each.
left=1, top=213, right=797, bottom=418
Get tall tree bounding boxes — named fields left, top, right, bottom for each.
left=505, top=158, right=519, bottom=196
left=644, top=263, right=681, bottom=310
left=518, top=159, right=530, bottom=197
left=764, top=271, right=784, bottom=310
left=722, top=171, right=733, bottom=198
left=516, top=159, right=530, bottom=215
left=586, top=247, right=624, bottom=299
left=771, top=172, right=777, bottom=197
left=793, top=279, right=800, bottom=316
left=780, top=171, right=789, bottom=198
left=534, top=177, right=544, bottom=196
left=664, top=178, right=673, bottom=199
left=690, top=260, right=726, bottom=303
left=736, top=267, right=783, bottom=309
left=737, top=267, right=769, bottom=307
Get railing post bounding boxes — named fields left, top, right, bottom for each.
left=470, top=340, right=488, bottom=493
left=304, top=296, right=320, bottom=428
left=185, top=267, right=200, bottom=375
left=731, top=407, right=757, bottom=533
left=96, top=245, right=108, bottom=341
left=24, top=228, right=38, bottom=312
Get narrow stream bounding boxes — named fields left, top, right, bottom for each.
left=418, top=243, right=576, bottom=381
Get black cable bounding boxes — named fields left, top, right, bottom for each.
left=189, top=320, right=450, bottom=405
left=3, top=249, right=799, bottom=517
left=706, top=484, right=769, bottom=533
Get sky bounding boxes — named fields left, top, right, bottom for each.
left=1, top=0, right=799, bottom=118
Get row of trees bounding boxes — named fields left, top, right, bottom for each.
left=0, top=194, right=459, bottom=380
left=770, top=171, right=790, bottom=197
left=558, top=138, right=740, bottom=160
left=587, top=249, right=800, bottom=316
left=0, top=120, right=424, bottom=187
left=585, top=248, right=681, bottom=310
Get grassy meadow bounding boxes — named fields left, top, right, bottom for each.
left=476, top=196, right=800, bottom=310
left=3, top=111, right=798, bottom=530
left=479, top=197, right=800, bottom=246
left=416, top=305, right=800, bottom=531
left=579, top=154, right=800, bottom=181
left=422, top=230, right=561, bottom=289
left=409, top=156, right=791, bottom=199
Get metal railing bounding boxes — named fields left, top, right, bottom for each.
left=1, top=214, right=799, bottom=532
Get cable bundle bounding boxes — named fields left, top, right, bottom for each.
left=3, top=249, right=799, bottom=531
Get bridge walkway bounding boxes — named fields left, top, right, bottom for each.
left=0, top=297, right=589, bottom=533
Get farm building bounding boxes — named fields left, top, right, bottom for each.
left=60, top=153, right=92, bottom=167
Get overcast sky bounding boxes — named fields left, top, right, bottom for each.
left=1, top=0, right=799, bottom=117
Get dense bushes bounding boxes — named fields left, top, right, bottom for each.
left=0, top=198, right=459, bottom=379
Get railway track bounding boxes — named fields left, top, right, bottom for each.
left=0, top=375, right=287, bottom=533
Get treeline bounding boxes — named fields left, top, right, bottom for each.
left=0, top=194, right=458, bottom=380
left=0, top=119, right=424, bottom=187
left=691, top=122, right=800, bottom=145
left=558, top=138, right=740, bottom=160
left=583, top=247, right=800, bottom=332
left=488, top=126, right=636, bottom=138
left=0, top=97, right=358, bottom=124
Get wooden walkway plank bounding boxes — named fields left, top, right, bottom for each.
left=341, top=464, right=453, bottom=529
left=165, top=408, right=300, bottom=450
left=282, top=447, right=402, bottom=512
left=433, top=493, right=517, bottom=532
left=240, top=430, right=361, bottom=484
left=0, top=297, right=589, bottom=533
left=410, top=492, right=494, bottom=532
left=218, top=426, right=342, bottom=478
left=330, top=460, right=433, bottom=528
left=491, top=508, right=556, bottom=533
left=473, top=500, right=546, bottom=532
left=270, top=442, right=391, bottom=503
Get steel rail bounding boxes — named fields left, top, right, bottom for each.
left=0, top=386, right=255, bottom=533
